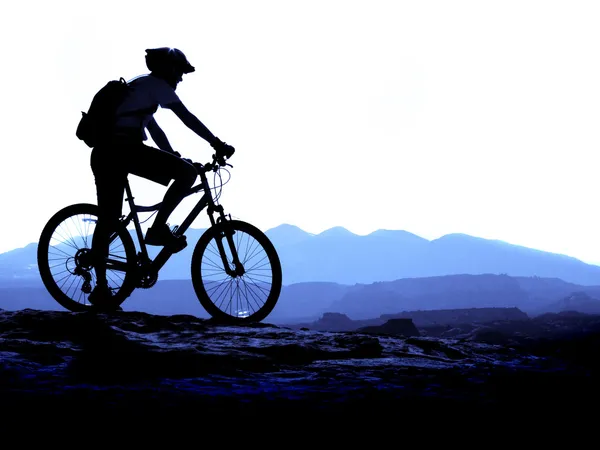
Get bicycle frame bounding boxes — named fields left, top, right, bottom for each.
left=112, top=161, right=242, bottom=280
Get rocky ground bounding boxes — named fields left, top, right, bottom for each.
left=1, top=308, right=599, bottom=430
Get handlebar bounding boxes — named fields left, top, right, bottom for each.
left=191, top=153, right=233, bottom=174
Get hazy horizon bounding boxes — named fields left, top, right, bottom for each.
left=3, top=1, right=600, bottom=265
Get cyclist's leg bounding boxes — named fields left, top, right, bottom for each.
left=153, top=156, right=197, bottom=226
left=90, top=146, right=127, bottom=289
left=128, top=144, right=197, bottom=246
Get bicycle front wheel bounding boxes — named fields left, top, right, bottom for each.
left=37, top=203, right=137, bottom=312
left=191, top=220, right=282, bottom=323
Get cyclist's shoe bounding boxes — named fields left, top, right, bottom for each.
left=145, top=223, right=187, bottom=253
left=88, top=283, right=122, bottom=312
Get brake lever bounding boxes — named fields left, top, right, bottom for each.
left=210, top=153, right=233, bottom=169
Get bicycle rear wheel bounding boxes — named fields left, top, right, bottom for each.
left=190, top=219, right=282, bottom=323
left=37, top=203, right=137, bottom=312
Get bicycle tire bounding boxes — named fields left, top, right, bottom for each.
left=190, top=219, right=282, bottom=323
left=37, top=203, right=137, bottom=312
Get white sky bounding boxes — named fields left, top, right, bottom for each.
left=1, top=0, right=600, bottom=265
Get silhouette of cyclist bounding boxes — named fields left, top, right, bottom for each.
left=89, top=47, right=235, bottom=307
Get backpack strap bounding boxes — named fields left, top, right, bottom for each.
left=117, top=106, right=157, bottom=118
left=115, top=77, right=157, bottom=119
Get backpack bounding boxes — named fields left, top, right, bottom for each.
left=76, top=77, right=131, bottom=148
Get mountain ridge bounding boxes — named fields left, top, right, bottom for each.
left=2, top=273, right=600, bottom=323
left=0, top=223, right=588, bottom=259
left=2, top=223, right=600, bottom=287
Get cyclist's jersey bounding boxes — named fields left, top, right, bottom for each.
left=114, top=74, right=181, bottom=141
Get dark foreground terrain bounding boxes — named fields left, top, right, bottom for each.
left=1, top=308, right=599, bottom=429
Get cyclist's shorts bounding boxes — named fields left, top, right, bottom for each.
left=90, top=139, right=190, bottom=220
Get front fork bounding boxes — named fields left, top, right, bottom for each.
left=209, top=205, right=245, bottom=277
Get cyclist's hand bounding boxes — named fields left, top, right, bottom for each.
left=220, top=143, right=235, bottom=159
left=211, top=137, right=235, bottom=159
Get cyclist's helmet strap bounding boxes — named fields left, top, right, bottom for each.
left=145, top=47, right=195, bottom=75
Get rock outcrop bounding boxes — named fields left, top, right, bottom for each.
left=1, top=307, right=599, bottom=428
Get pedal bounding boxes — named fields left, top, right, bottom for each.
left=167, top=236, right=187, bottom=254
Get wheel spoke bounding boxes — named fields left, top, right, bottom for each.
left=193, top=221, right=281, bottom=323
left=37, top=204, right=136, bottom=311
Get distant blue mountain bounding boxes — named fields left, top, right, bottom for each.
left=2, top=224, right=600, bottom=286
left=2, top=274, right=600, bottom=323
left=264, top=225, right=600, bottom=286
left=0, top=243, right=39, bottom=285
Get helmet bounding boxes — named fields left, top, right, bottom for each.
left=145, top=47, right=195, bottom=74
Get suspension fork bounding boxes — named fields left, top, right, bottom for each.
left=209, top=204, right=245, bottom=277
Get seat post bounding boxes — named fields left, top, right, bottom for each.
left=124, top=176, right=149, bottom=258
left=124, top=177, right=135, bottom=208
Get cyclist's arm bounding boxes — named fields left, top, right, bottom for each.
left=146, top=117, right=176, bottom=154
left=164, top=101, right=218, bottom=146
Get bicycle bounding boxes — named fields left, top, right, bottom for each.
left=36, top=152, right=283, bottom=323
